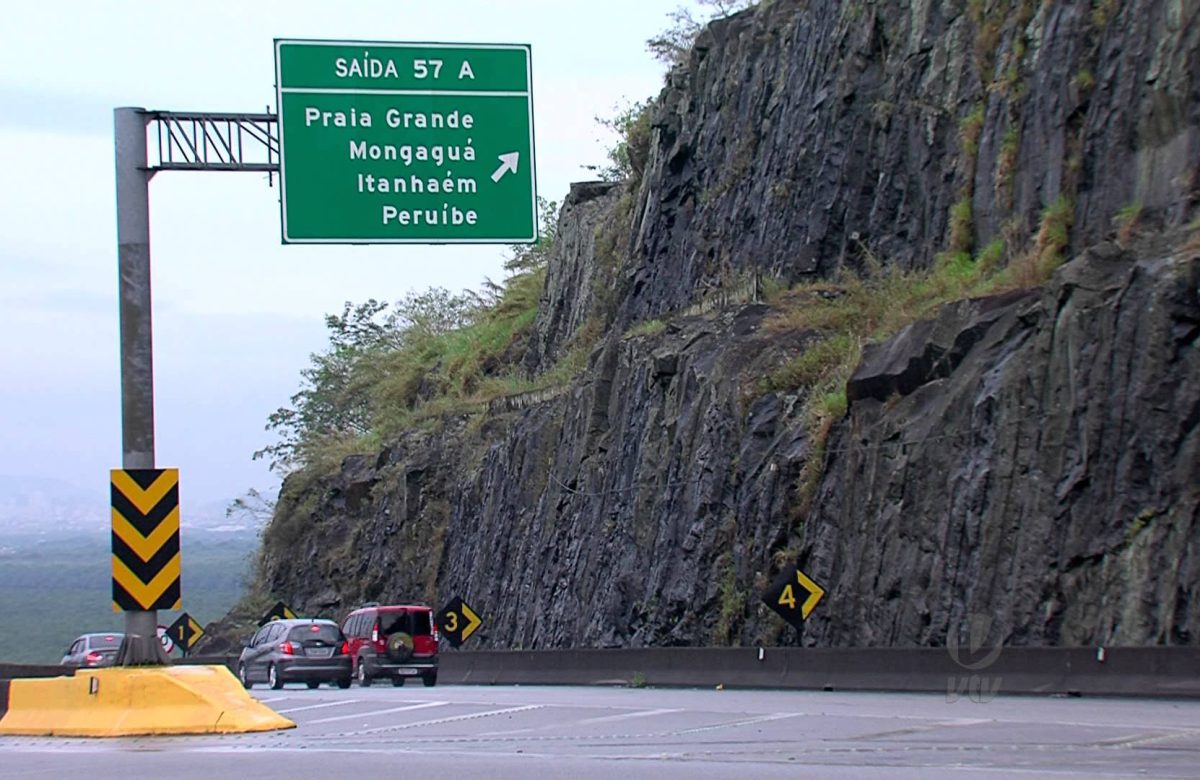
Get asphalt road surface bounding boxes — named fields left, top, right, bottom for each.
left=2, top=684, right=1199, bottom=778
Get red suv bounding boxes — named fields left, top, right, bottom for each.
left=342, top=603, right=439, bottom=687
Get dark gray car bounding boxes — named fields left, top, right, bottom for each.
left=61, top=633, right=124, bottom=668
left=237, top=619, right=352, bottom=690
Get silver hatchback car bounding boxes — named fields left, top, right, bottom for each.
left=61, top=632, right=124, bottom=667
left=237, top=619, right=352, bottom=690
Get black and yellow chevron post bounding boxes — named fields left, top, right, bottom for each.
left=111, top=468, right=181, bottom=611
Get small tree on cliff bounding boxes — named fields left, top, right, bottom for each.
left=592, top=100, right=653, bottom=182
left=504, top=197, right=560, bottom=274
left=646, top=0, right=754, bottom=66
left=255, top=200, right=560, bottom=475
left=225, top=487, right=275, bottom=528
left=590, top=2, right=752, bottom=182
left=254, top=290, right=479, bottom=473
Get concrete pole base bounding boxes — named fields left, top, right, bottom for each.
left=117, top=611, right=168, bottom=666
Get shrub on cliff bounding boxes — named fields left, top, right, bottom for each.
left=255, top=200, right=560, bottom=476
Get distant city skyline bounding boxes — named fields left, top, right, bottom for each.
left=0, top=1, right=700, bottom=504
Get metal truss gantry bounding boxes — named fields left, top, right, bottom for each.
left=145, top=110, right=279, bottom=175
left=112, top=106, right=278, bottom=664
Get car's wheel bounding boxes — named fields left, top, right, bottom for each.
left=238, top=663, right=252, bottom=690
left=306, top=681, right=320, bottom=689
left=357, top=660, right=373, bottom=687
left=268, top=663, right=284, bottom=690
left=423, top=671, right=438, bottom=688
left=391, top=677, right=405, bottom=687
left=336, top=676, right=352, bottom=689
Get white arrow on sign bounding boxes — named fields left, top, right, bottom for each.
left=490, top=152, right=520, bottom=182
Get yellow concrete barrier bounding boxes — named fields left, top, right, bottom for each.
left=0, top=665, right=294, bottom=737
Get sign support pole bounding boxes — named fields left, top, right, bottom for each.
left=113, top=106, right=168, bottom=666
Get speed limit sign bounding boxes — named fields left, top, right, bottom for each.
left=156, top=625, right=175, bottom=654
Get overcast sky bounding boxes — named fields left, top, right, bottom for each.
left=0, top=1, right=696, bottom=508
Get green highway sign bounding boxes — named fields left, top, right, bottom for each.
left=274, top=39, right=538, bottom=244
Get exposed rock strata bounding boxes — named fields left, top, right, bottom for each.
left=244, top=0, right=1200, bottom=651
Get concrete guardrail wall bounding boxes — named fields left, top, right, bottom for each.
left=5, top=647, right=1197, bottom=698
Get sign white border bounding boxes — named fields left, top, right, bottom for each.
left=274, top=39, right=539, bottom=245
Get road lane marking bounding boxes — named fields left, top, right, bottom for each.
left=309, top=701, right=448, bottom=724
left=848, top=718, right=994, bottom=741
left=674, top=712, right=800, bottom=734
left=484, top=706, right=686, bottom=735
left=256, top=696, right=290, bottom=704
left=348, top=704, right=543, bottom=735
left=576, top=708, right=684, bottom=726
left=276, top=699, right=362, bottom=714
left=1095, top=728, right=1200, bottom=748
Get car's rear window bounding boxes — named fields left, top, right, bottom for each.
left=288, top=624, right=343, bottom=643
left=90, top=635, right=122, bottom=648
left=381, top=610, right=432, bottom=636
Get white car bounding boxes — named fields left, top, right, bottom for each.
left=61, top=632, right=124, bottom=667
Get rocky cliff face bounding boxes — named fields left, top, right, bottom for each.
left=612, top=0, right=1199, bottom=328
left=245, top=0, right=1200, bottom=650
left=813, top=239, right=1199, bottom=646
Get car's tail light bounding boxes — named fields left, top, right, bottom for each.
left=433, top=623, right=440, bottom=643
left=371, top=622, right=379, bottom=643
left=340, top=641, right=350, bottom=655
left=84, top=651, right=102, bottom=666
left=279, top=641, right=295, bottom=655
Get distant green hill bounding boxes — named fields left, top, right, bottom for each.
left=0, top=528, right=254, bottom=664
